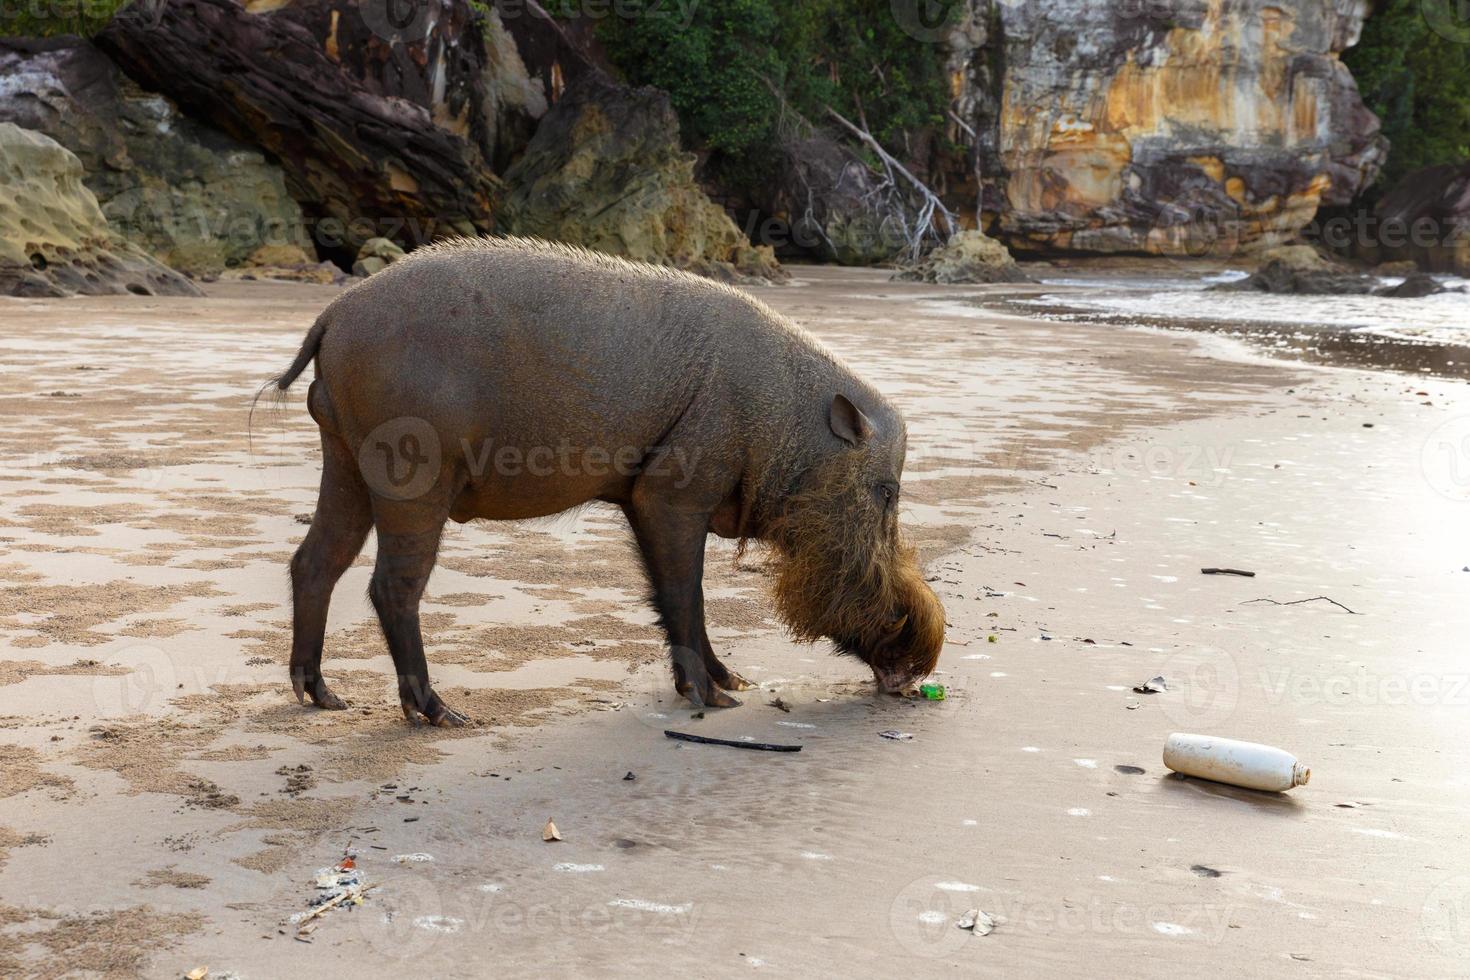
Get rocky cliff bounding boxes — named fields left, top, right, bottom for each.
left=0, top=0, right=1398, bottom=274
left=0, top=122, right=201, bottom=297
left=946, top=0, right=1387, bottom=256
left=499, top=74, right=784, bottom=283
left=1369, top=163, right=1470, bottom=275
left=0, top=38, right=307, bottom=275
left=96, top=0, right=511, bottom=258
left=85, top=0, right=774, bottom=278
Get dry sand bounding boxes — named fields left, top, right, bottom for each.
left=0, top=267, right=1466, bottom=977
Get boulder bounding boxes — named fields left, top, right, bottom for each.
left=1373, top=260, right=1419, bottom=277
left=1252, top=245, right=1341, bottom=273
left=219, top=260, right=345, bottom=285
left=247, top=243, right=314, bottom=268
left=1211, top=258, right=1377, bottom=295
left=892, top=231, right=1029, bottom=285
left=96, top=0, right=506, bottom=257
left=945, top=0, right=1387, bottom=257
left=1378, top=274, right=1447, bottom=299
left=0, top=123, right=202, bottom=298
left=1215, top=257, right=1460, bottom=297
left=499, top=74, right=784, bottom=284
left=765, top=133, right=903, bottom=265
left=224, top=242, right=344, bottom=284
left=0, top=37, right=308, bottom=276
left=1369, top=163, right=1470, bottom=276
left=351, top=237, right=407, bottom=278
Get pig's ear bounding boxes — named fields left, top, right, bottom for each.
left=829, top=393, right=874, bottom=446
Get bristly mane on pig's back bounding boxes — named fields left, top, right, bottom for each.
left=399, top=234, right=838, bottom=356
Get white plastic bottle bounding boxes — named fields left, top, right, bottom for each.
left=1163, top=733, right=1310, bottom=792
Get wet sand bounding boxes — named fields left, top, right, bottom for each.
left=0, top=268, right=1466, bottom=977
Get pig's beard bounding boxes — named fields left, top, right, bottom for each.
left=764, top=455, right=910, bottom=648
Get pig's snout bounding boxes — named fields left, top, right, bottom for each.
left=868, top=588, right=945, bottom=694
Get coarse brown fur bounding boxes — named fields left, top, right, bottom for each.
left=273, top=235, right=945, bottom=722
left=766, top=450, right=945, bottom=690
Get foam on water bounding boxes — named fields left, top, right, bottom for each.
left=1026, top=271, right=1470, bottom=348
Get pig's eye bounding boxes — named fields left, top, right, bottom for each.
left=876, top=482, right=898, bottom=509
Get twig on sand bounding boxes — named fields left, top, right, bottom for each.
left=1241, top=596, right=1360, bottom=615
left=664, top=730, right=802, bottom=753
left=1202, top=568, right=1256, bottom=577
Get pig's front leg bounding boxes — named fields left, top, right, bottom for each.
left=699, top=626, right=756, bottom=692
left=623, top=499, right=741, bottom=709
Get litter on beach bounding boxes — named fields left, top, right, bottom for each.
left=1132, top=675, right=1167, bottom=694
left=1163, top=733, right=1310, bottom=792
left=957, top=909, right=997, bottom=935
left=292, top=851, right=376, bottom=935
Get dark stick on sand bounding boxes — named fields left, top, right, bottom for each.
left=1242, top=596, right=1360, bottom=615
left=1202, top=568, right=1256, bottom=577
left=664, top=730, right=802, bottom=752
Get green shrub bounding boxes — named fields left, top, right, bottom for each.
left=1344, top=0, right=1470, bottom=192
left=596, top=0, right=954, bottom=193
left=0, top=0, right=130, bottom=37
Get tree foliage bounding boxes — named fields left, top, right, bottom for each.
left=594, top=0, right=954, bottom=191
left=0, top=0, right=130, bottom=37
left=1344, top=0, right=1470, bottom=191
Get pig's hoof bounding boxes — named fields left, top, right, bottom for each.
left=707, top=688, right=743, bottom=708
left=431, top=704, right=470, bottom=728
left=400, top=694, right=469, bottom=728
left=720, top=671, right=757, bottom=692
left=680, top=683, right=742, bottom=709
left=293, top=673, right=347, bottom=711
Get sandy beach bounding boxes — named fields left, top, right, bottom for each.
left=1, top=266, right=1467, bottom=977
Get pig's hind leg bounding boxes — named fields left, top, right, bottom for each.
left=368, top=497, right=469, bottom=728
left=289, top=433, right=372, bottom=710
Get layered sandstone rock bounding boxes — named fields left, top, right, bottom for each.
left=0, top=123, right=202, bottom=297
left=96, top=0, right=513, bottom=256
left=499, top=74, right=785, bottom=283
left=946, top=0, right=1387, bottom=256
left=0, top=38, right=307, bottom=275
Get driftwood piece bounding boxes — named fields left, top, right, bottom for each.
left=664, top=730, right=802, bottom=753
